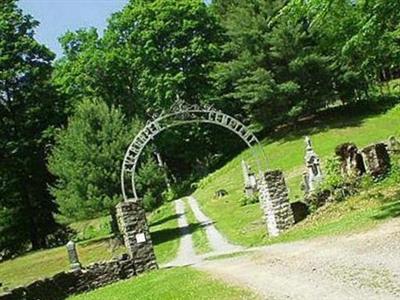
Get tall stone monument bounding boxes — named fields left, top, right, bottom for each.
left=116, top=200, right=158, bottom=274
left=242, top=160, right=257, bottom=196
left=303, top=136, right=323, bottom=193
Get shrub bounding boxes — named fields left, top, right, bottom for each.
left=239, top=194, right=259, bottom=206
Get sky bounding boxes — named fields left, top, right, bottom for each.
left=18, top=0, right=128, bottom=58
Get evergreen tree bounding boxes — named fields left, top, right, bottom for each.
left=0, top=0, right=63, bottom=256
left=48, top=99, right=141, bottom=220
left=212, top=0, right=335, bottom=129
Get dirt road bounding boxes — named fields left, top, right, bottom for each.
left=198, top=218, right=400, bottom=300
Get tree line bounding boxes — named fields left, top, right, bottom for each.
left=1, top=0, right=399, bottom=258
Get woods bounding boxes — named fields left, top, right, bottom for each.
left=1, top=0, right=400, bottom=258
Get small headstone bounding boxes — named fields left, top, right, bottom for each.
left=66, top=240, right=81, bottom=271
left=304, top=136, right=323, bottom=192
left=387, top=136, right=400, bottom=155
left=361, top=143, right=391, bottom=177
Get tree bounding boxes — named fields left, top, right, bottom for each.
left=54, top=0, right=223, bottom=118
left=48, top=99, right=141, bottom=220
left=0, top=0, right=63, bottom=255
left=212, top=0, right=335, bottom=129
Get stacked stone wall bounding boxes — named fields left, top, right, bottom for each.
left=258, top=170, right=294, bottom=236
left=115, top=201, right=157, bottom=273
left=0, top=254, right=136, bottom=300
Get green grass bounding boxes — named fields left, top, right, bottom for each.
left=0, top=201, right=179, bottom=291
left=0, top=239, right=125, bottom=291
left=149, top=201, right=180, bottom=264
left=184, top=198, right=212, bottom=254
left=270, top=182, right=400, bottom=245
left=67, top=267, right=259, bottom=300
left=193, top=104, right=400, bottom=246
left=70, top=216, right=112, bottom=242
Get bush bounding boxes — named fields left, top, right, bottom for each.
left=239, top=194, right=259, bottom=206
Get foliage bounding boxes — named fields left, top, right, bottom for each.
left=136, top=156, right=168, bottom=211
left=0, top=0, right=64, bottom=256
left=239, top=194, right=259, bottom=206
left=211, top=0, right=337, bottom=129
left=54, top=0, right=223, bottom=117
left=48, top=99, right=141, bottom=220
left=319, top=156, right=345, bottom=191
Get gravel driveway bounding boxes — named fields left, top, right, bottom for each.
left=198, top=218, right=400, bottom=300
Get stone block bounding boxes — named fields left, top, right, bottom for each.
left=361, top=143, right=391, bottom=177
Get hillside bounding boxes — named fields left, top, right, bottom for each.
left=193, top=104, right=400, bottom=246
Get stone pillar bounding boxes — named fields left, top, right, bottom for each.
left=361, top=143, right=391, bottom=177
left=116, top=200, right=158, bottom=274
left=258, top=170, right=294, bottom=237
left=66, top=240, right=81, bottom=271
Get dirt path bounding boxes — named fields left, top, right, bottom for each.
left=167, top=199, right=200, bottom=267
left=187, top=196, right=242, bottom=254
left=198, top=218, right=400, bottom=300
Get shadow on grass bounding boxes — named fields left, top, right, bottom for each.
left=373, top=200, right=400, bottom=220
left=150, top=214, right=180, bottom=227
left=150, top=220, right=206, bottom=246
left=264, top=98, right=400, bottom=145
left=370, top=186, right=400, bottom=220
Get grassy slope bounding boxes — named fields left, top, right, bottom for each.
left=193, top=105, right=400, bottom=246
left=0, top=239, right=125, bottom=291
left=270, top=180, right=400, bottom=245
left=67, top=267, right=259, bottom=300
left=149, top=201, right=180, bottom=264
left=0, top=202, right=179, bottom=291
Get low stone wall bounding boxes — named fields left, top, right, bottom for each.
left=0, top=254, right=136, bottom=300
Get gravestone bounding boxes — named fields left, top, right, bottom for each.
left=361, top=143, right=391, bottom=177
left=258, top=170, right=294, bottom=237
left=66, top=240, right=81, bottom=271
left=335, top=143, right=365, bottom=176
left=387, top=136, right=400, bottom=155
left=303, top=136, right=323, bottom=193
left=116, top=201, right=158, bottom=274
left=242, top=160, right=257, bottom=196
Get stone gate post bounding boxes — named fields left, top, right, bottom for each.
left=258, top=170, right=294, bottom=237
left=116, top=200, right=158, bottom=274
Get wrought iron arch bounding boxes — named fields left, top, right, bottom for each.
left=121, top=102, right=266, bottom=201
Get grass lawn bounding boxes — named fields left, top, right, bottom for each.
left=0, top=239, right=125, bottom=291
left=184, top=198, right=212, bottom=254
left=69, top=216, right=112, bottom=242
left=270, top=181, right=400, bottom=245
left=193, top=104, right=400, bottom=246
left=0, top=201, right=180, bottom=291
left=67, top=267, right=259, bottom=300
left=149, top=200, right=180, bottom=264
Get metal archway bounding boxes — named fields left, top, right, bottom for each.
left=121, top=101, right=266, bottom=202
